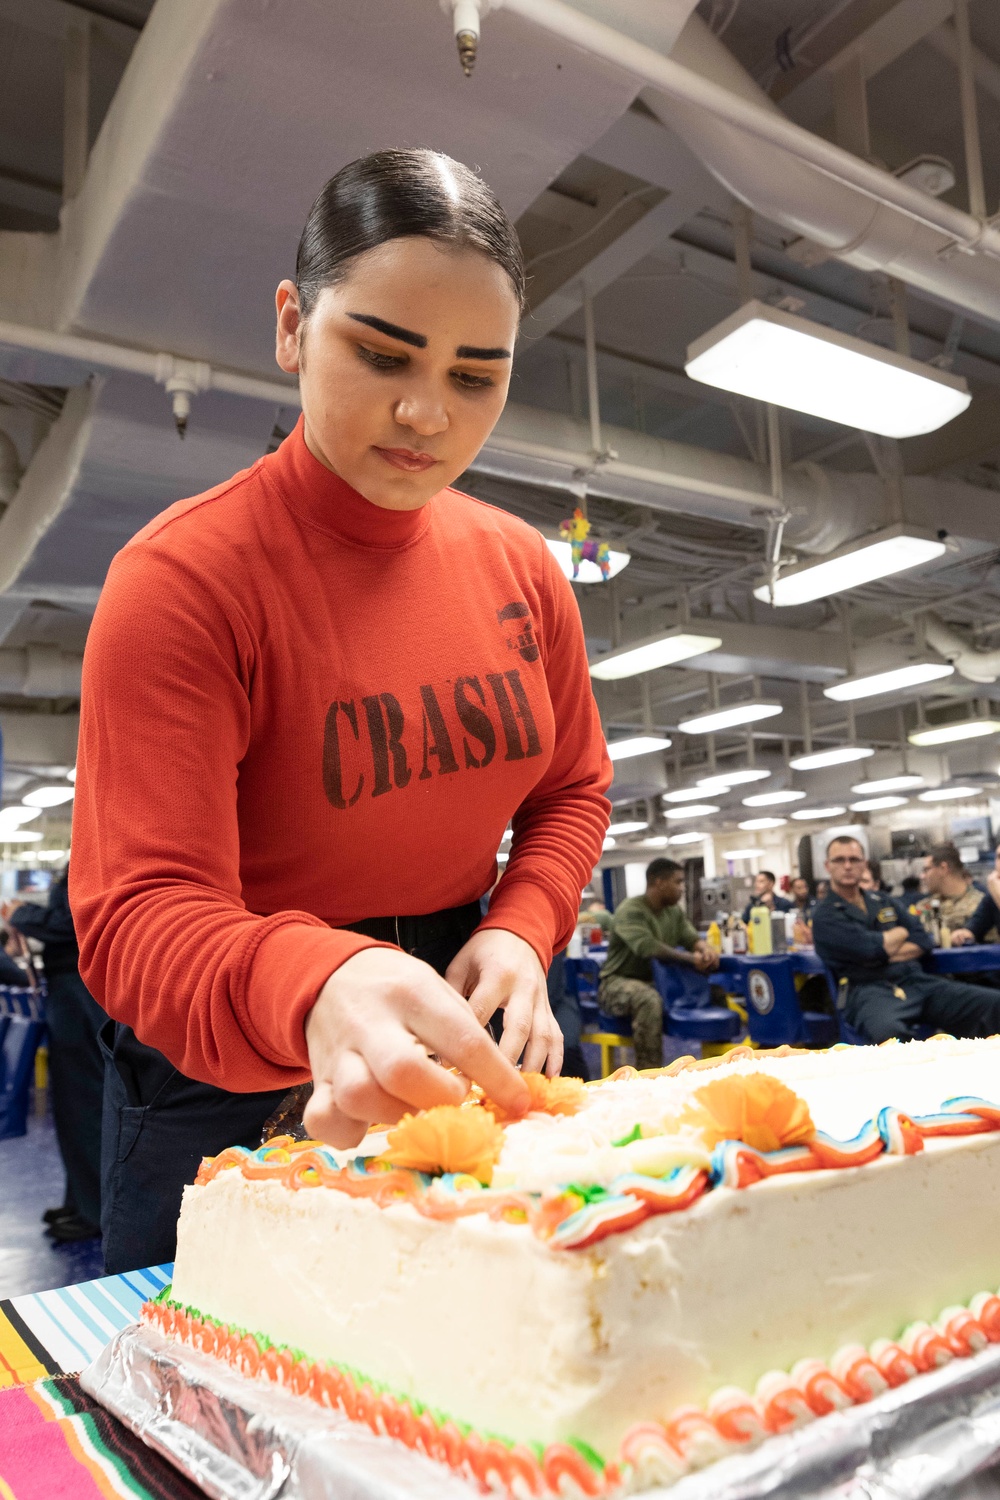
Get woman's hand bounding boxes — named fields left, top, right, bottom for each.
left=303, top=947, right=529, bottom=1148
left=446, top=928, right=563, bottom=1077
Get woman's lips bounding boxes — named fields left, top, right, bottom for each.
left=373, top=446, right=439, bottom=473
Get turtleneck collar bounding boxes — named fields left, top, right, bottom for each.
left=261, top=415, right=434, bottom=550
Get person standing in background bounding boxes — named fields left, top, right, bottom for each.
left=4, top=868, right=105, bottom=1243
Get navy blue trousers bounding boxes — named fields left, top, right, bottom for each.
left=99, top=906, right=482, bottom=1274
left=847, top=972, right=1000, bottom=1044
left=46, top=970, right=106, bottom=1230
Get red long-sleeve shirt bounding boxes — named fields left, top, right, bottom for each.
left=71, top=419, right=611, bottom=1092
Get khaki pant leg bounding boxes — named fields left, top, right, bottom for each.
left=598, top=976, right=664, bottom=1071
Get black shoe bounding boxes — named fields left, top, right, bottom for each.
left=42, top=1206, right=74, bottom=1225
left=46, top=1214, right=101, bottom=1243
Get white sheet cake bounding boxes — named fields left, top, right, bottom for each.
left=149, top=1037, right=1000, bottom=1495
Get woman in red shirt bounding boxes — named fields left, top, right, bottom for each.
left=71, top=149, right=611, bottom=1272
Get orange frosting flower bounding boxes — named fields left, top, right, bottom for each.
left=481, top=1072, right=586, bottom=1123
left=377, top=1105, right=505, bottom=1184
left=680, top=1072, right=815, bottom=1153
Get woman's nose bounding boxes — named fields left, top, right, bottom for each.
left=393, top=390, right=449, bottom=437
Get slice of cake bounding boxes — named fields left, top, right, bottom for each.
left=149, top=1038, right=1000, bottom=1495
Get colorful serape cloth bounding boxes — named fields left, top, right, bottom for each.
left=0, top=1374, right=204, bottom=1499
left=0, top=1266, right=177, bottom=1499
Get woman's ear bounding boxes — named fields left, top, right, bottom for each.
left=275, top=280, right=302, bottom=373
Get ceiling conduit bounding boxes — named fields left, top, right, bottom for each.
left=497, top=0, right=1000, bottom=330
left=924, top=613, right=1000, bottom=684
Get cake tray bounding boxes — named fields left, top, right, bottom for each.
left=82, top=1322, right=1000, bottom=1500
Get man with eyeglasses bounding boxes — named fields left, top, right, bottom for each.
left=812, top=835, right=1000, bottom=1043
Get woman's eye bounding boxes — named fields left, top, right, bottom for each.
left=453, top=371, right=495, bottom=390
left=358, top=346, right=406, bottom=371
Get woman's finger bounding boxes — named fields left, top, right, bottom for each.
left=366, top=1033, right=469, bottom=1113
left=542, top=1019, right=564, bottom=1078
left=412, top=980, right=529, bottom=1116
left=494, top=984, right=533, bottom=1065
left=328, top=1047, right=416, bottom=1126
left=302, top=1078, right=371, bottom=1149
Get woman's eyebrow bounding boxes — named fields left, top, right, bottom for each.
left=456, top=344, right=512, bottom=360
left=347, top=313, right=426, bottom=348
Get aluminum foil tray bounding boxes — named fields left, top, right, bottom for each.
left=81, top=1322, right=1000, bottom=1500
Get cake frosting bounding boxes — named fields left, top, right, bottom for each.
left=162, top=1037, right=1000, bottom=1493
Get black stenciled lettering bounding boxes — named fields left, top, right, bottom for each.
left=454, top=676, right=496, bottom=769
left=418, top=684, right=459, bottom=780
left=361, top=692, right=412, bottom=797
left=504, top=669, right=543, bottom=758
left=322, top=700, right=364, bottom=809
left=486, top=672, right=525, bottom=762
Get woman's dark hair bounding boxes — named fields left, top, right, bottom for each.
left=296, top=148, right=525, bottom=316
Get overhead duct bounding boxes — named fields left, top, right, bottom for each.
left=0, top=646, right=83, bottom=698
left=924, top=613, right=1000, bottom=685
left=498, top=1, right=1000, bottom=331
left=477, top=403, right=1000, bottom=555
left=646, top=15, right=1000, bottom=331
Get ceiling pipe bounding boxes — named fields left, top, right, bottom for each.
left=495, top=0, right=1000, bottom=329
left=923, top=613, right=1000, bottom=685
left=0, top=645, right=83, bottom=698
left=497, top=0, right=1000, bottom=261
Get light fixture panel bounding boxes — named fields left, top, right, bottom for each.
left=790, top=806, right=847, bottom=820
left=607, top=735, right=673, bottom=761
left=697, top=768, right=770, bottom=790
left=850, top=775, right=924, bottom=794
left=590, top=628, right=722, bottom=681
left=742, top=789, right=806, bottom=807
left=849, top=795, right=909, bottom=811
left=686, top=300, right=971, bottom=439
left=664, top=804, right=719, bottom=820
left=789, top=746, right=875, bottom=771
left=678, top=702, right=783, bottom=734
left=753, top=524, right=947, bottom=609
left=917, top=786, right=981, bottom=802
left=738, top=816, right=788, bottom=829
left=824, top=662, right=954, bottom=702
left=908, top=719, right=1000, bottom=747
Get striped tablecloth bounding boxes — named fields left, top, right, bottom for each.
left=0, top=1264, right=202, bottom=1500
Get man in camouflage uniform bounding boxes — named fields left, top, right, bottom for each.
left=598, top=858, right=719, bottom=1071
left=915, top=843, right=989, bottom=935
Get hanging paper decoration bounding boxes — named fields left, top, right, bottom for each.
left=559, top=508, right=611, bottom=581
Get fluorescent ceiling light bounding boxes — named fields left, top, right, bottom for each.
left=664, top=804, right=719, bottom=821
left=678, top=702, right=783, bottom=734
left=0, top=829, right=44, bottom=841
left=603, top=836, right=617, bottom=850
left=685, top=299, right=971, bottom=439
left=790, top=806, right=847, bottom=820
left=607, top=735, right=672, bottom=761
left=917, top=786, right=982, bottom=802
left=497, top=851, right=509, bottom=863
left=753, top=524, right=947, bottom=609
left=742, top=789, right=807, bottom=807
left=663, top=786, right=721, bottom=803
left=824, top=662, right=954, bottom=702
left=850, top=795, right=909, bottom=811
left=67, top=766, right=77, bottom=783
left=36, top=848, right=69, bottom=861
left=544, top=537, right=631, bottom=585
left=0, top=806, right=41, bottom=827
left=589, top=628, right=722, bottom=682
left=850, top=775, right=924, bottom=794
left=668, top=831, right=707, bottom=845
left=789, top=745, right=875, bottom=771
left=909, top=719, right=1000, bottom=747
left=738, top=816, right=788, bottom=830
left=609, top=820, right=648, bottom=834
left=697, top=768, right=770, bottom=789
left=723, top=847, right=762, bottom=860
left=640, top=835, right=669, bottom=848
left=22, top=786, right=75, bottom=808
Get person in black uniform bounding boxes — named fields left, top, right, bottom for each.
left=812, top=835, right=1000, bottom=1043
left=741, top=869, right=793, bottom=923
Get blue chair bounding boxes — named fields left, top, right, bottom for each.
left=723, top=955, right=838, bottom=1048
left=0, top=1012, right=46, bottom=1140
left=577, top=995, right=634, bottom=1077
left=652, top=962, right=742, bottom=1047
